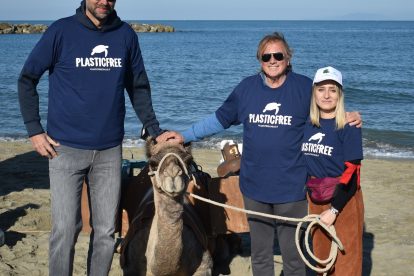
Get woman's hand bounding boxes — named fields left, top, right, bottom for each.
left=346, top=111, right=362, bottom=128
left=319, top=209, right=337, bottom=227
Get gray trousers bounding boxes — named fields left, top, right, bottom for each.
left=243, top=196, right=308, bottom=276
left=49, top=144, right=122, bottom=276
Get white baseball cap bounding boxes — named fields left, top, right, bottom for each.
left=313, top=66, right=343, bottom=86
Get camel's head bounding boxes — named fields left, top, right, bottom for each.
left=146, top=138, right=193, bottom=198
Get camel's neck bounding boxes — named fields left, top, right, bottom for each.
left=154, top=189, right=184, bottom=224
left=146, top=189, right=185, bottom=275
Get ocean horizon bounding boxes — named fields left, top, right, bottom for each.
left=1, top=20, right=413, bottom=159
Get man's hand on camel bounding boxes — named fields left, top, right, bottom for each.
left=156, top=131, right=184, bottom=144
left=30, top=133, right=60, bottom=159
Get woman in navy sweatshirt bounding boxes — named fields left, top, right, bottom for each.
left=302, top=66, right=364, bottom=275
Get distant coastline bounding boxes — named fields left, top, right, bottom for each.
left=0, top=22, right=174, bottom=34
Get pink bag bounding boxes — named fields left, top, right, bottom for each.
left=306, top=177, right=340, bottom=204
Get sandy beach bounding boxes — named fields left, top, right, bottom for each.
left=0, top=140, right=413, bottom=275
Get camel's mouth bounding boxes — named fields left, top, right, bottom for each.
left=161, top=189, right=187, bottom=199
left=148, top=150, right=193, bottom=198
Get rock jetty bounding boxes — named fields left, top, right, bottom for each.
left=0, top=22, right=174, bottom=34
left=0, top=23, right=47, bottom=34
left=129, top=22, right=174, bottom=33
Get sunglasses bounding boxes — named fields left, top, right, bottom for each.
left=261, top=52, right=284, bottom=62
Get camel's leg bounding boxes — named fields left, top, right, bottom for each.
left=122, top=229, right=150, bottom=276
left=192, top=250, right=213, bottom=276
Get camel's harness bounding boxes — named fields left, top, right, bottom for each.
left=149, top=152, right=344, bottom=276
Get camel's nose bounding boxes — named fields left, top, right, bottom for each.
left=162, top=162, right=185, bottom=194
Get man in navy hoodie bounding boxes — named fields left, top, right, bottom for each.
left=17, top=0, right=166, bottom=275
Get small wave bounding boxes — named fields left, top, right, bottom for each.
left=364, top=147, right=414, bottom=159
left=1, top=135, right=412, bottom=160
left=121, top=137, right=413, bottom=160
left=0, top=137, right=29, bottom=142
left=122, top=138, right=146, bottom=148
left=123, top=136, right=413, bottom=160
left=121, top=136, right=242, bottom=151
left=362, top=140, right=414, bottom=159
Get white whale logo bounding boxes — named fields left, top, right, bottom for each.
left=309, top=133, right=325, bottom=144
left=91, top=45, right=109, bottom=57
left=262, top=102, right=281, bottom=115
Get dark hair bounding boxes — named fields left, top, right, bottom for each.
left=256, top=32, right=293, bottom=71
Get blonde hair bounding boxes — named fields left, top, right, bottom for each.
left=310, top=83, right=346, bottom=129
left=256, top=32, right=293, bottom=72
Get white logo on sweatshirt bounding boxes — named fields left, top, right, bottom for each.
left=262, top=102, right=281, bottom=115
left=248, top=102, right=292, bottom=128
left=91, top=45, right=109, bottom=57
left=302, top=132, right=333, bottom=156
left=75, top=45, right=122, bottom=71
left=308, top=132, right=325, bottom=143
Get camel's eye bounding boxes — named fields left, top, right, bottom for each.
left=149, top=159, right=159, bottom=169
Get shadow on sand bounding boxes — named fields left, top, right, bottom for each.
left=0, top=150, right=49, bottom=196
left=362, top=224, right=374, bottom=275
left=0, top=203, right=41, bottom=246
left=0, top=151, right=49, bottom=245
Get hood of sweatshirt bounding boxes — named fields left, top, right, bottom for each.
left=75, top=0, right=123, bottom=32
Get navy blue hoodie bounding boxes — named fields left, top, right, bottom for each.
left=18, top=1, right=161, bottom=149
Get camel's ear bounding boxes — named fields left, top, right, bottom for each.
left=183, top=142, right=192, bottom=155
left=145, top=136, right=157, bottom=158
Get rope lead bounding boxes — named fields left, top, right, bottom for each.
left=188, top=192, right=343, bottom=275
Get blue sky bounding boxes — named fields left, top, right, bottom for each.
left=1, top=0, right=413, bottom=21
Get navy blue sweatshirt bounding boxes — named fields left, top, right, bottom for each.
left=18, top=1, right=162, bottom=149
left=216, top=72, right=312, bottom=203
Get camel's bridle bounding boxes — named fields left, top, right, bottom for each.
left=148, top=152, right=197, bottom=196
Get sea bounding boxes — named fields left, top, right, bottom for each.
left=0, top=20, right=413, bottom=159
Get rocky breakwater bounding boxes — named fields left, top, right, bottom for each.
left=0, top=23, right=47, bottom=34
left=129, top=22, right=174, bottom=32
left=0, top=22, right=174, bottom=34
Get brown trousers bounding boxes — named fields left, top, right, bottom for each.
left=308, top=189, right=364, bottom=276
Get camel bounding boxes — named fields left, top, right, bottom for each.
left=120, top=139, right=213, bottom=276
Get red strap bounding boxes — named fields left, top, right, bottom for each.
left=340, top=162, right=361, bottom=186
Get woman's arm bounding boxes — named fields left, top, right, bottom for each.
left=320, top=160, right=361, bottom=226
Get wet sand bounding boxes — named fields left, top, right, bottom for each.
left=0, top=140, right=413, bottom=275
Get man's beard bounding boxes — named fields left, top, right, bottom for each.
left=88, top=5, right=113, bottom=20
